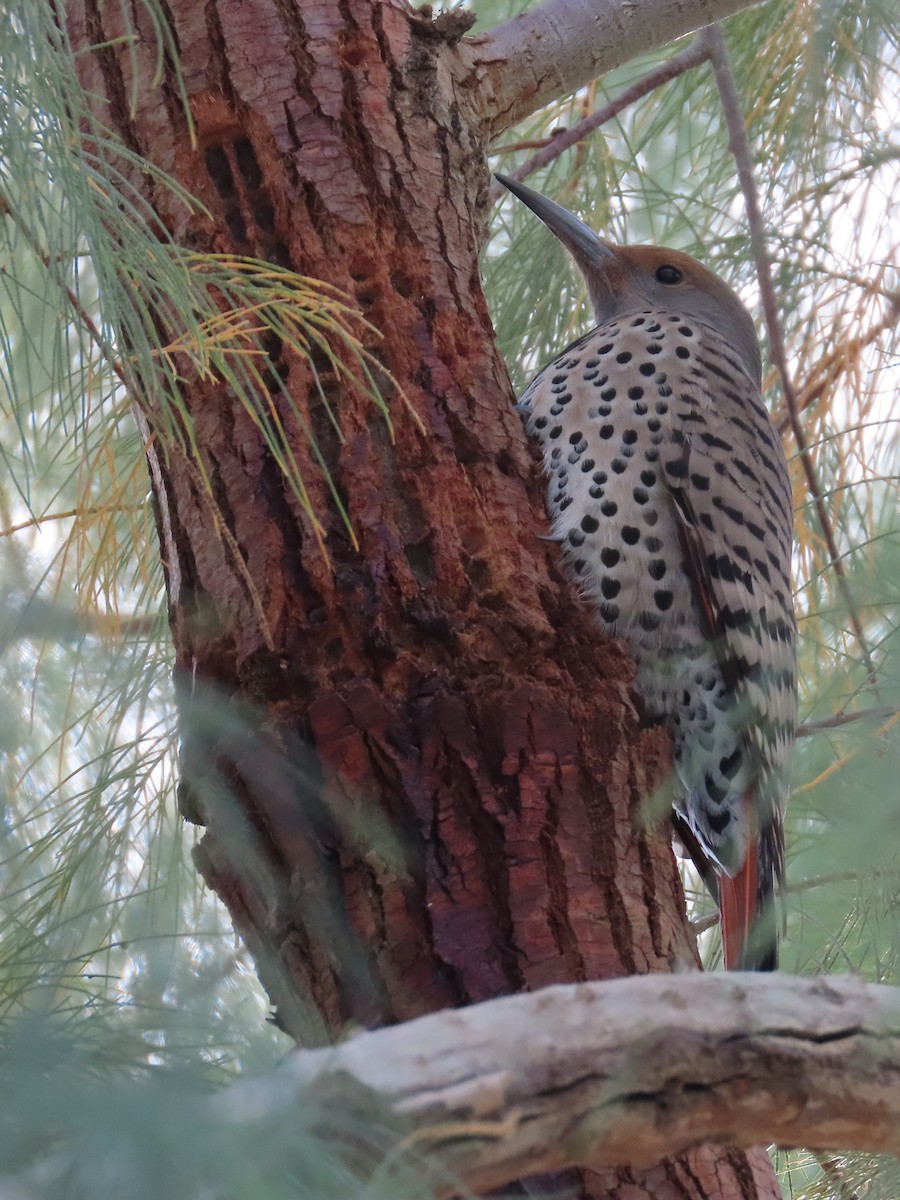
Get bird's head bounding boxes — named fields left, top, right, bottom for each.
left=496, top=174, right=762, bottom=388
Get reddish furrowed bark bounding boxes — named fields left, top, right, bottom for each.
left=66, top=1, right=780, bottom=1194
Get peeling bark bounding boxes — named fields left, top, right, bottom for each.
left=218, top=974, right=900, bottom=1195
left=66, top=0, right=781, bottom=1195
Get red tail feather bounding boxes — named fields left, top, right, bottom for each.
left=719, top=835, right=759, bottom=971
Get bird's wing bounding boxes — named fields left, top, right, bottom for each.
left=661, top=325, right=796, bottom=873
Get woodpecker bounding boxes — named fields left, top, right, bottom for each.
left=498, top=174, right=796, bottom=969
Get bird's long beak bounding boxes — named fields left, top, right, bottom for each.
left=495, top=174, right=614, bottom=267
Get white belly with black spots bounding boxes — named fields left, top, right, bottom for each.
left=518, top=309, right=795, bottom=872
left=522, top=312, right=702, bottom=653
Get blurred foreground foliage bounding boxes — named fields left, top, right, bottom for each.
left=1, top=0, right=898, bottom=1196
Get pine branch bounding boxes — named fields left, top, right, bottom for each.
left=209, top=974, right=900, bottom=1192
left=11, top=973, right=899, bottom=1198
left=472, top=0, right=764, bottom=137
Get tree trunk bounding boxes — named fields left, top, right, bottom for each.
left=66, top=0, right=780, bottom=1195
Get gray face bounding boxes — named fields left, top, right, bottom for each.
left=583, top=243, right=763, bottom=390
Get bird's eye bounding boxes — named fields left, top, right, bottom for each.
left=655, top=264, right=683, bottom=285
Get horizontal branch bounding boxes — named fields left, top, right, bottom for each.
left=219, top=973, right=900, bottom=1195
left=797, top=706, right=899, bottom=737
left=472, top=0, right=763, bottom=137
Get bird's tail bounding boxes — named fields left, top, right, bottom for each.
left=719, top=796, right=778, bottom=970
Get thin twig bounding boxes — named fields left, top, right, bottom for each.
left=705, top=25, right=878, bottom=684
left=690, top=912, right=720, bottom=935
left=489, top=34, right=711, bottom=201
left=793, top=708, right=900, bottom=797
left=786, top=867, right=900, bottom=895
left=491, top=137, right=559, bottom=154
left=0, top=507, right=142, bottom=539
left=797, top=706, right=898, bottom=736
left=796, top=144, right=900, bottom=202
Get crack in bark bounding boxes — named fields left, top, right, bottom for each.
left=203, top=0, right=238, bottom=112
left=539, top=766, right=589, bottom=982
left=665, top=1155, right=705, bottom=1200
left=723, top=1024, right=864, bottom=1046
left=83, top=0, right=142, bottom=156
left=371, top=2, right=414, bottom=167
left=588, top=773, right=638, bottom=976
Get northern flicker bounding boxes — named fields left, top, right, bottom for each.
left=498, top=175, right=796, bottom=970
